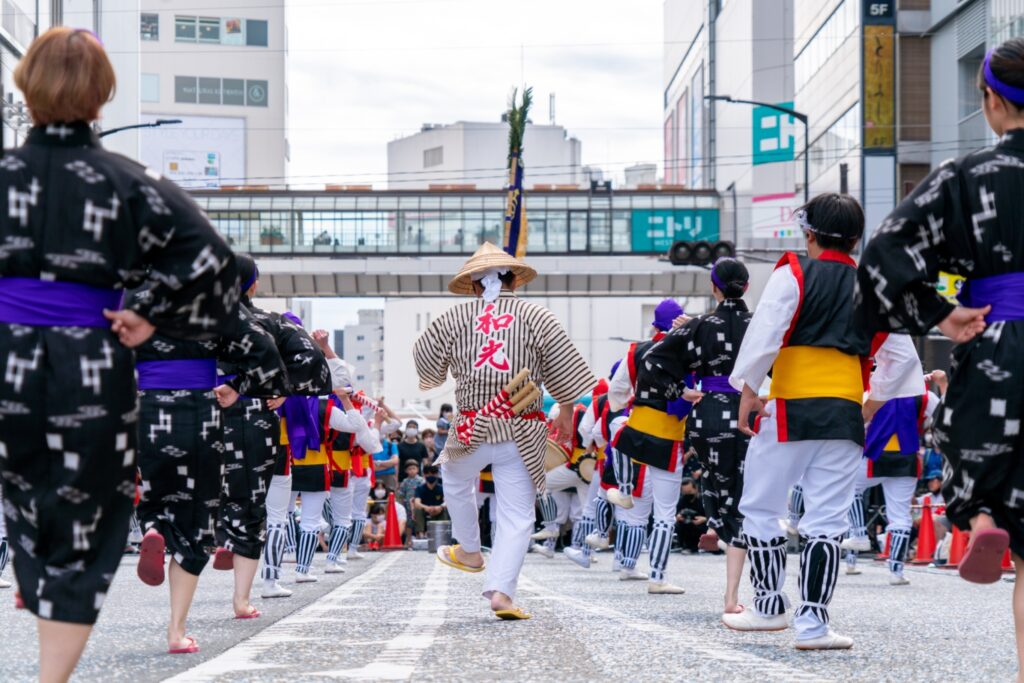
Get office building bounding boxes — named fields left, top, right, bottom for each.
left=341, top=309, right=384, bottom=398
left=387, top=120, right=582, bottom=190
left=930, top=0, right=1024, bottom=166
left=2, top=1, right=141, bottom=160
left=137, top=0, right=286, bottom=187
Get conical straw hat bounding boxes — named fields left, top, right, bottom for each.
left=448, top=242, right=537, bottom=296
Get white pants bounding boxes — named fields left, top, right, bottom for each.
left=442, top=441, right=535, bottom=601
left=299, top=491, right=330, bottom=533
left=581, top=474, right=602, bottom=520
left=740, top=406, right=861, bottom=541
left=620, top=462, right=682, bottom=527
left=475, top=491, right=497, bottom=524
left=350, top=473, right=372, bottom=522
left=854, top=464, right=916, bottom=531
left=545, top=466, right=589, bottom=527
left=265, top=474, right=292, bottom=527
left=329, top=482, right=355, bottom=529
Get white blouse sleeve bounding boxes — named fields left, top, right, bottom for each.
left=729, top=265, right=800, bottom=393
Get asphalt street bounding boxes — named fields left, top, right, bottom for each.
left=1, top=548, right=1017, bottom=682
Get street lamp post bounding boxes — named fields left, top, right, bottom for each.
left=705, top=95, right=809, bottom=204
left=99, top=118, right=183, bottom=138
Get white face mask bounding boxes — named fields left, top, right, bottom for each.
left=406, top=428, right=418, bottom=438
left=372, top=515, right=384, bottom=523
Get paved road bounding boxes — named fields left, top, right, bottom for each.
left=1, top=548, right=1017, bottom=681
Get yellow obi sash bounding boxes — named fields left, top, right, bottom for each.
left=280, top=418, right=289, bottom=444
left=883, top=434, right=900, bottom=452
left=570, top=446, right=587, bottom=465
left=480, top=469, right=494, bottom=482
left=330, top=449, right=352, bottom=471
left=628, top=405, right=686, bottom=442
left=301, top=446, right=329, bottom=467
left=768, top=346, right=863, bottom=404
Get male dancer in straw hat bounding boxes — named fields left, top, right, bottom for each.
left=414, top=242, right=595, bottom=620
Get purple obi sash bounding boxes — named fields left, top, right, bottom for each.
left=959, top=272, right=1024, bottom=323
left=864, top=396, right=920, bottom=461
left=137, top=359, right=218, bottom=390
left=280, top=395, right=321, bottom=459
left=701, top=375, right=739, bottom=393
left=0, top=277, right=122, bottom=327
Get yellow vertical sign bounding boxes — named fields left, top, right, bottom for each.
left=863, top=24, right=895, bottom=150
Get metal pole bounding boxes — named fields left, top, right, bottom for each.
left=803, top=118, right=810, bottom=204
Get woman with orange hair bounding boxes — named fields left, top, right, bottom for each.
left=0, top=28, right=238, bottom=681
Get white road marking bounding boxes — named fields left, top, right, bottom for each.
left=518, top=571, right=829, bottom=683
left=309, top=557, right=451, bottom=680
left=164, top=553, right=403, bottom=682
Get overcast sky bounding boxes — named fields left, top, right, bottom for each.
left=286, top=0, right=663, bottom=189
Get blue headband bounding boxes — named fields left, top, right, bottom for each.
left=984, top=48, right=1024, bottom=106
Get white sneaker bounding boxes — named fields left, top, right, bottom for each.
left=530, top=543, right=555, bottom=559
left=0, top=577, right=11, bottom=589
left=295, top=572, right=319, bottom=583
left=795, top=630, right=854, bottom=650
left=889, top=574, right=910, bottom=586
left=348, top=549, right=365, bottom=560
left=619, top=567, right=647, bottom=581
left=261, top=581, right=293, bottom=599
left=606, top=489, right=634, bottom=510
left=586, top=532, right=610, bottom=550
left=611, top=558, right=622, bottom=572
left=324, top=562, right=346, bottom=574
left=530, top=527, right=560, bottom=541
left=845, top=565, right=862, bottom=576
left=840, top=537, right=871, bottom=553
left=563, top=547, right=592, bottom=569
left=648, top=581, right=685, bottom=594
left=721, top=609, right=789, bottom=631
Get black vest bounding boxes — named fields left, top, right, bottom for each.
left=784, top=253, right=871, bottom=356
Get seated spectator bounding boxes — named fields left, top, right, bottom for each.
left=399, top=460, right=423, bottom=510
left=370, top=480, right=390, bottom=503
left=364, top=504, right=387, bottom=549
left=414, top=464, right=448, bottom=537
left=675, top=477, right=708, bottom=553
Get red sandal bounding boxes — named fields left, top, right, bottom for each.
left=137, top=529, right=166, bottom=586
left=958, top=527, right=1010, bottom=584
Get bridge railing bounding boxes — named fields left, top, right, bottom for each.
left=191, top=189, right=721, bottom=257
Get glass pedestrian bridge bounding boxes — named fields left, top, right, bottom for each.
left=190, top=188, right=721, bottom=256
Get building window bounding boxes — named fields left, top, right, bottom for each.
left=356, top=335, right=365, bottom=341
left=959, top=49, right=984, bottom=120
left=246, top=19, right=269, bottom=46
left=794, top=0, right=858, bottom=94
left=356, top=355, right=365, bottom=361
left=423, top=146, right=444, bottom=168
left=806, top=105, right=860, bottom=182
left=175, top=16, right=197, bottom=41
left=198, top=17, right=220, bottom=42
left=141, top=73, right=160, bottom=103
left=174, top=76, right=198, bottom=103
left=141, top=13, right=159, bottom=40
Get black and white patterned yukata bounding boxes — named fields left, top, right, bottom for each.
left=135, top=303, right=287, bottom=575
left=215, top=300, right=322, bottom=561
left=857, top=129, right=1024, bottom=557
left=0, top=122, right=237, bottom=624
left=644, top=298, right=752, bottom=548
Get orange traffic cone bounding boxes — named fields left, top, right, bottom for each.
left=946, top=527, right=969, bottom=568
left=1002, top=548, right=1014, bottom=573
left=875, top=532, right=891, bottom=561
left=911, top=497, right=937, bottom=564
left=381, top=492, right=405, bottom=551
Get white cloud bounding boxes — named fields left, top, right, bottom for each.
left=286, top=0, right=663, bottom=187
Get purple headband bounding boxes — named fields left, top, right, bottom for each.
left=984, top=48, right=1024, bottom=106
left=282, top=311, right=303, bottom=327
left=710, top=262, right=727, bottom=292
left=241, top=263, right=259, bottom=293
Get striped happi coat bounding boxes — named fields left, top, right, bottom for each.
left=414, top=290, right=596, bottom=490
